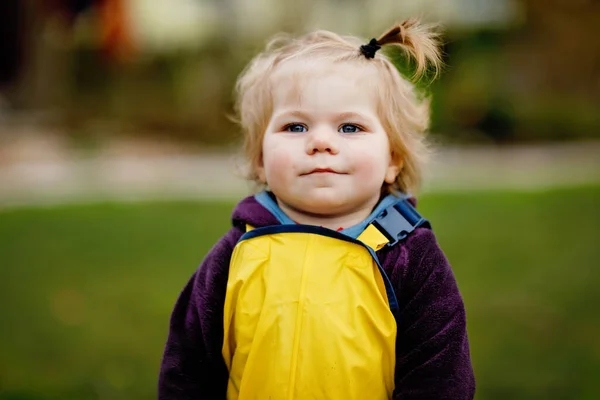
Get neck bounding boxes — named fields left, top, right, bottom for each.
left=276, top=198, right=378, bottom=231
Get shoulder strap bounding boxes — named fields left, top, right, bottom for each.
left=247, top=198, right=429, bottom=251
left=358, top=198, right=430, bottom=251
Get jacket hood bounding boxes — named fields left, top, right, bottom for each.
left=230, top=192, right=418, bottom=230
left=231, top=194, right=280, bottom=229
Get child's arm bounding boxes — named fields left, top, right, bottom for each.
left=388, top=228, right=476, bottom=400
left=158, top=228, right=242, bottom=399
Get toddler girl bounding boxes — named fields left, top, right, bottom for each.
left=159, top=18, right=475, bottom=400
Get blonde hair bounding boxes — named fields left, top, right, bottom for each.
left=235, top=18, right=442, bottom=194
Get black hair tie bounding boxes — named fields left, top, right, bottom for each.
left=360, top=38, right=381, bottom=59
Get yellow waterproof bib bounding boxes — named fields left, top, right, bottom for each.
left=222, top=225, right=397, bottom=400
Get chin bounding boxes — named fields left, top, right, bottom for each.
left=295, top=194, right=352, bottom=216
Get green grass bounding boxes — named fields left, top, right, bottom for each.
left=1, top=186, right=599, bottom=399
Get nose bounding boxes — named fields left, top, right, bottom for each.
left=306, top=126, right=339, bottom=155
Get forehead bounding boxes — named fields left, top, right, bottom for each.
left=269, top=58, right=381, bottom=113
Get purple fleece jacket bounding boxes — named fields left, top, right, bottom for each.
left=158, top=195, right=476, bottom=399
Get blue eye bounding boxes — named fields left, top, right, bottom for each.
left=339, top=124, right=362, bottom=134
left=285, top=124, right=308, bottom=133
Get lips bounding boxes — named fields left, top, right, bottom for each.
left=302, top=168, right=344, bottom=175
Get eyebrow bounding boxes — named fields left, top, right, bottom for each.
left=272, top=110, right=372, bottom=122
left=272, top=110, right=312, bottom=120
left=336, top=112, right=370, bottom=122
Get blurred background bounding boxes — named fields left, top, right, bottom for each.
left=0, top=0, right=599, bottom=399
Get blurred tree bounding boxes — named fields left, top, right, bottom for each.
left=0, top=1, right=25, bottom=90
left=512, top=0, right=600, bottom=101
left=505, top=0, right=600, bottom=139
left=97, top=0, right=136, bottom=62
left=434, top=0, right=600, bottom=143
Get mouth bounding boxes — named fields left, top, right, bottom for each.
left=302, top=168, right=343, bottom=175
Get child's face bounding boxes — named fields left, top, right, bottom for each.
left=258, top=60, right=400, bottom=221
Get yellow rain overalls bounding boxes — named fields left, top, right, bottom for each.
left=222, top=197, right=428, bottom=400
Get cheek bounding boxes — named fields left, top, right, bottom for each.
left=351, top=148, right=390, bottom=178
left=262, top=139, right=296, bottom=182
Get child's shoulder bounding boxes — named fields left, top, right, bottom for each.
left=196, top=193, right=280, bottom=271
left=378, top=225, right=450, bottom=280
left=207, top=226, right=245, bottom=259
left=403, top=225, right=442, bottom=255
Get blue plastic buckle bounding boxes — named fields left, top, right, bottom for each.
left=371, top=199, right=427, bottom=247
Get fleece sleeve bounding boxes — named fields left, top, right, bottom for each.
left=387, top=228, right=476, bottom=400
left=158, top=228, right=242, bottom=400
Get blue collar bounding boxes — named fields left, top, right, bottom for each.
left=254, top=191, right=410, bottom=240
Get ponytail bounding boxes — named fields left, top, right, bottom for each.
left=362, top=18, right=443, bottom=80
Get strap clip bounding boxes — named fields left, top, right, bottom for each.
left=371, top=199, right=428, bottom=247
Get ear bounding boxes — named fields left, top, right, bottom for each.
left=384, top=154, right=403, bottom=184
